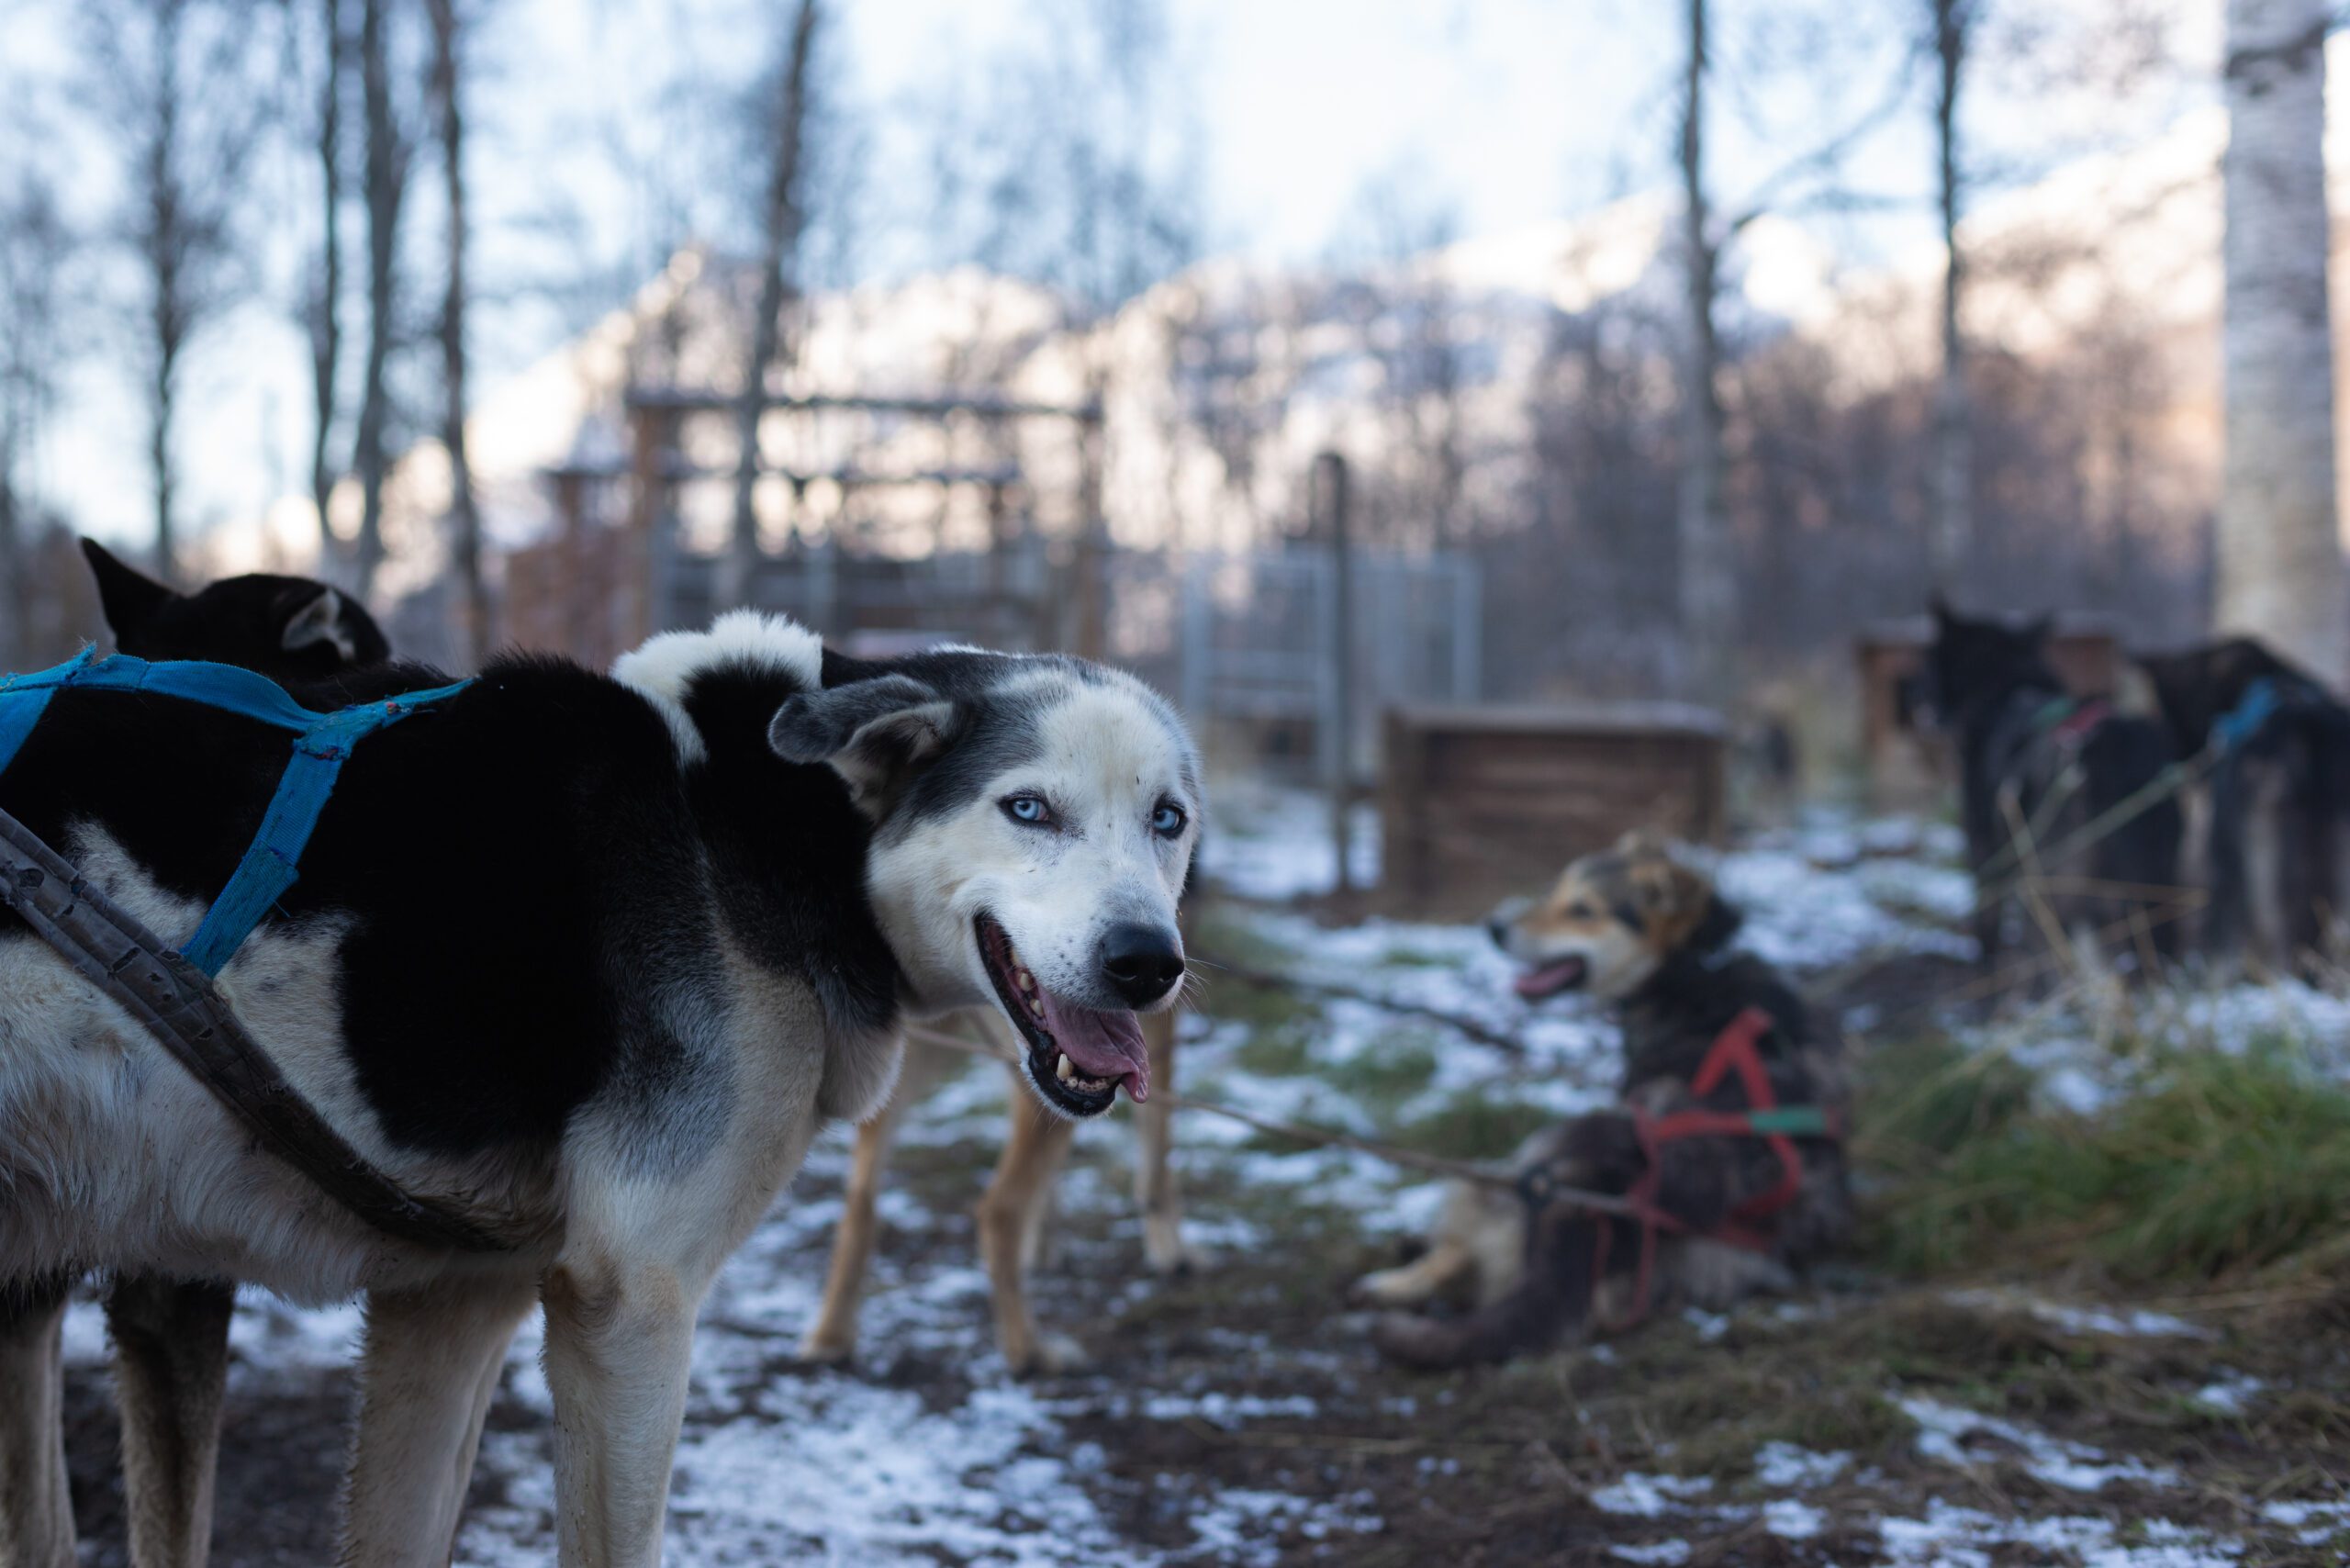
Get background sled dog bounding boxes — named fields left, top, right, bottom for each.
left=0, top=546, right=397, bottom=1568
left=1355, top=835, right=1848, bottom=1370
left=0, top=611, right=1198, bottom=1566
left=2136, top=635, right=2350, bottom=970
left=1919, top=600, right=2184, bottom=975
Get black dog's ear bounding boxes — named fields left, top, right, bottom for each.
left=2026, top=612, right=2055, bottom=648
left=1689, top=891, right=1744, bottom=955
left=768, top=675, right=956, bottom=815
left=276, top=584, right=358, bottom=659
left=1928, top=593, right=1953, bottom=624
left=81, top=538, right=175, bottom=644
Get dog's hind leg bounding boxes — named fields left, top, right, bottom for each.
left=337, top=1271, right=536, bottom=1568
left=975, top=1090, right=1080, bottom=1375
left=2244, top=764, right=2293, bottom=973
left=1133, top=1009, right=1196, bottom=1276
left=800, top=1035, right=957, bottom=1366
left=0, top=1275, right=74, bottom=1568
left=540, top=1262, right=703, bottom=1568
left=107, top=1274, right=233, bottom=1568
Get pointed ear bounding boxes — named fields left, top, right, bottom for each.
left=1928, top=594, right=1953, bottom=624
left=81, top=538, right=174, bottom=644
left=279, top=585, right=357, bottom=658
left=768, top=675, right=957, bottom=815
left=2027, top=612, right=2055, bottom=649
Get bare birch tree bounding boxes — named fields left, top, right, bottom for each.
left=306, top=0, right=348, bottom=569
left=426, top=0, right=487, bottom=660
left=83, top=0, right=268, bottom=580
left=0, top=173, right=74, bottom=666
left=2218, top=0, right=2344, bottom=683
left=1929, top=0, right=1975, bottom=588
left=1677, top=0, right=1735, bottom=706
left=352, top=0, right=412, bottom=599
left=722, top=0, right=822, bottom=613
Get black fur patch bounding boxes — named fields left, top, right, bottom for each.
left=1, top=651, right=901, bottom=1155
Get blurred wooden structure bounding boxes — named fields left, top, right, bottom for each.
left=1857, top=614, right=2121, bottom=805
left=502, top=387, right=1105, bottom=668
left=1380, top=701, right=1728, bottom=920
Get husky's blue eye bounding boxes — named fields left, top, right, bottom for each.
left=1152, top=802, right=1187, bottom=837
left=1003, top=794, right=1053, bottom=826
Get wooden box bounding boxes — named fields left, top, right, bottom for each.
left=1380, top=701, right=1728, bottom=921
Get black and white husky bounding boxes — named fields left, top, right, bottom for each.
left=0, top=612, right=1200, bottom=1566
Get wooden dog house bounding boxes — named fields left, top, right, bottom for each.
left=1380, top=701, right=1728, bottom=921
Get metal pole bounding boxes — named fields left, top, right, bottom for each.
left=1316, top=450, right=1354, bottom=897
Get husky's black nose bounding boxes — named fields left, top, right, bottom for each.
left=1101, top=923, right=1184, bottom=1007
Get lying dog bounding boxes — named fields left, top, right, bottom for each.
left=2136, top=635, right=2350, bottom=970
left=1919, top=599, right=2184, bottom=973
left=0, top=612, right=1199, bottom=1565
left=1354, top=835, right=1849, bottom=1369
left=0, top=547, right=401, bottom=1568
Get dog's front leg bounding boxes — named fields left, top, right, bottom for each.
left=107, top=1274, right=234, bottom=1568
left=540, top=1263, right=700, bottom=1568
left=0, top=1276, right=74, bottom=1568
left=1133, top=1009, right=1196, bottom=1275
left=337, top=1271, right=538, bottom=1568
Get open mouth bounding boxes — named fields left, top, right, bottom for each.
left=977, top=914, right=1150, bottom=1118
left=1512, top=955, right=1589, bottom=1002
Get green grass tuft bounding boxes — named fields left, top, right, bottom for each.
left=1863, top=1037, right=2350, bottom=1285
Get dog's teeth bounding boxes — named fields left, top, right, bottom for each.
left=1015, top=970, right=1035, bottom=992
left=1029, top=997, right=1046, bottom=1018
left=1056, top=1055, right=1077, bottom=1083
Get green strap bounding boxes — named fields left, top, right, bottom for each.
left=1744, top=1106, right=1833, bottom=1137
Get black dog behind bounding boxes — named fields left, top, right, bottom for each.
left=2137, top=635, right=2350, bottom=969
left=1356, top=837, right=1849, bottom=1369
left=81, top=538, right=390, bottom=685
left=1920, top=599, right=2184, bottom=973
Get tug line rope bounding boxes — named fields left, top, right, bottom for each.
left=895, top=1020, right=1630, bottom=1208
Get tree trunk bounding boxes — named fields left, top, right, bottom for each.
left=1676, top=0, right=1733, bottom=705
left=1929, top=0, right=1973, bottom=590
left=2220, top=0, right=2344, bottom=683
left=722, top=0, right=821, bottom=613
left=308, top=0, right=345, bottom=569
left=143, top=0, right=188, bottom=583
left=352, top=0, right=405, bottom=602
left=427, top=0, right=487, bottom=665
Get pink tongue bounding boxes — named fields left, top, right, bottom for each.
left=1514, top=958, right=1585, bottom=1000
left=1035, top=989, right=1152, bottom=1103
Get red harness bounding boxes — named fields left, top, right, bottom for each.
left=1574, top=1007, right=1840, bottom=1331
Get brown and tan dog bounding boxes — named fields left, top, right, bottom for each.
left=1354, top=834, right=1849, bottom=1368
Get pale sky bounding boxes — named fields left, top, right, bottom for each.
left=1, top=0, right=2215, bottom=554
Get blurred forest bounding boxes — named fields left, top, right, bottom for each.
left=0, top=0, right=2326, bottom=714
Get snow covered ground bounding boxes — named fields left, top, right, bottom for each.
left=54, top=791, right=2350, bottom=1564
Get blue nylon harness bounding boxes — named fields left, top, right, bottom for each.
left=2213, top=676, right=2284, bottom=756
left=0, top=647, right=472, bottom=975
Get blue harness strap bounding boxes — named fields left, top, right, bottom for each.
left=2213, top=677, right=2284, bottom=756
left=0, top=649, right=471, bottom=976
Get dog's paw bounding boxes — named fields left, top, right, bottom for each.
left=1004, top=1330, right=1091, bottom=1377
left=1144, top=1230, right=1211, bottom=1278
left=1348, top=1267, right=1419, bottom=1308
left=794, top=1327, right=858, bottom=1367
left=1370, top=1311, right=1464, bottom=1371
